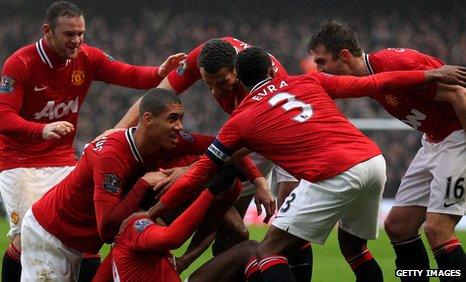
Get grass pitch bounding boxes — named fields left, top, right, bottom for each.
left=0, top=218, right=462, bottom=281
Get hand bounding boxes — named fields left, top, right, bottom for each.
left=153, top=166, right=189, bottom=193
left=158, top=53, right=187, bottom=77
left=42, top=121, right=74, bottom=140
left=142, top=171, right=169, bottom=187
left=253, top=177, right=276, bottom=223
left=93, top=128, right=126, bottom=142
left=153, top=166, right=190, bottom=200
left=426, top=65, right=466, bottom=87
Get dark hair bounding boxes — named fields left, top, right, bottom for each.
left=235, top=47, right=271, bottom=88
left=308, top=21, right=362, bottom=59
left=198, top=38, right=237, bottom=74
left=139, top=88, right=182, bottom=117
left=45, top=1, right=83, bottom=29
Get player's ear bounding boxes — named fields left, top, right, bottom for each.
left=339, top=49, right=352, bottom=62
left=141, top=112, right=154, bottom=126
left=43, top=24, right=52, bottom=37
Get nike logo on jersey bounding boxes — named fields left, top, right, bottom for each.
left=443, top=200, right=462, bottom=208
left=34, top=86, right=48, bottom=91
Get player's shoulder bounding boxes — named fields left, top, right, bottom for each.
left=3, top=42, right=38, bottom=70
left=129, top=215, right=154, bottom=233
left=177, top=130, right=198, bottom=143
left=374, top=48, right=432, bottom=59
left=92, top=130, right=130, bottom=158
left=371, top=48, right=443, bottom=71
left=77, top=43, right=106, bottom=60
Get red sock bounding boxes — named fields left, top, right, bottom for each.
left=244, top=257, right=260, bottom=281
left=345, top=249, right=373, bottom=270
left=6, top=243, right=20, bottom=262
left=433, top=238, right=461, bottom=257
left=258, top=256, right=294, bottom=282
left=259, top=255, right=289, bottom=271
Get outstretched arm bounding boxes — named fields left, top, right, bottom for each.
left=320, top=65, right=466, bottom=99
left=134, top=190, right=215, bottom=251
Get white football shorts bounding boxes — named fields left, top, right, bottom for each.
left=270, top=165, right=299, bottom=197
left=394, top=130, right=466, bottom=216
left=21, top=209, right=82, bottom=282
left=0, top=166, right=74, bottom=238
left=273, top=155, right=386, bottom=244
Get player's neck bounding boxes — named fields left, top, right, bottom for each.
left=350, top=56, right=369, bottom=76
left=42, top=37, right=68, bottom=67
left=132, top=130, right=160, bottom=162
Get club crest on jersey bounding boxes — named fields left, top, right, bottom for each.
left=176, top=61, right=187, bottom=76
left=10, top=212, right=20, bottom=225
left=134, top=218, right=154, bottom=232
left=71, top=70, right=85, bottom=86
left=103, top=174, right=121, bottom=193
left=0, top=75, right=15, bottom=93
left=179, top=130, right=194, bottom=142
left=385, top=94, right=399, bottom=106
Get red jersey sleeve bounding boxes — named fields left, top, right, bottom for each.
left=0, top=55, right=45, bottom=138
left=132, top=190, right=215, bottom=251
left=166, top=44, right=203, bottom=94
left=93, top=155, right=151, bottom=243
left=377, top=54, right=439, bottom=100
left=89, top=46, right=162, bottom=89
left=316, top=71, right=427, bottom=99
left=236, top=155, right=262, bottom=182
left=218, top=118, right=262, bottom=180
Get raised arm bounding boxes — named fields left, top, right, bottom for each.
left=114, top=44, right=203, bottom=129
left=94, top=47, right=186, bottom=90
left=100, top=52, right=186, bottom=129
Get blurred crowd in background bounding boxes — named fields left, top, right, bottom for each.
left=0, top=0, right=464, bottom=197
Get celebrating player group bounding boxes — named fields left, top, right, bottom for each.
left=0, top=1, right=465, bottom=282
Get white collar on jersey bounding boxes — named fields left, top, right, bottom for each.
left=35, top=38, right=70, bottom=69
left=125, top=127, right=143, bottom=163
left=249, top=77, right=273, bottom=93
left=362, top=52, right=375, bottom=75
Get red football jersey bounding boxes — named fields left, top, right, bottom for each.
left=0, top=38, right=162, bottom=171
left=166, top=37, right=288, bottom=114
left=210, top=74, right=384, bottom=182
left=160, top=70, right=430, bottom=207
left=32, top=129, right=214, bottom=253
left=359, top=48, right=460, bottom=142
left=112, top=190, right=215, bottom=282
